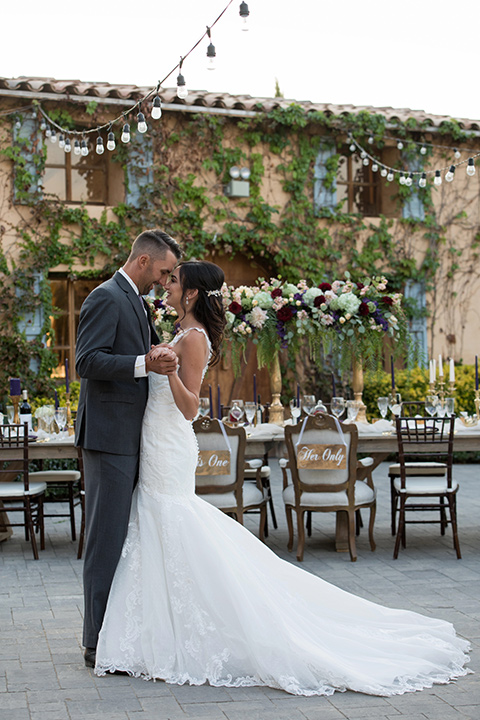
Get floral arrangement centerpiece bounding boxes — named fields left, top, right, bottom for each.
left=144, top=294, right=179, bottom=343
left=222, top=272, right=409, bottom=373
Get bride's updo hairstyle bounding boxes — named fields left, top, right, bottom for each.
left=178, top=260, right=226, bottom=366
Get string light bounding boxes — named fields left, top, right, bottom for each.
left=387, top=171, right=394, bottom=182
left=64, top=137, right=71, bottom=153
left=96, top=136, right=105, bottom=155
left=397, top=140, right=404, bottom=150
left=151, top=95, right=162, bottom=120
left=40, top=118, right=47, bottom=132
left=380, top=167, right=387, bottom=178
left=176, top=57, right=188, bottom=100
left=419, top=172, right=427, bottom=188
left=434, top=170, right=442, bottom=186
left=121, top=123, right=131, bottom=143
left=349, top=142, right=356, bottom=153
left=206, top=26, right=216, bottom=70
left=239, top=1, right=249, bottom=30
left=399, top=174, right=406, bottom=185
left=420, top=145, right=427, bottom=155
left=362, top=157, right=369, bottom=166
left=445, top=165, right=455, bottom=182
left=74, top=139, right=81, bottom=156
left=405, top=173, right=413, bottom=187
left=371, top=162, right=378, bottom=172
left=368, top=135, right=374, bottom=145
left=58, top=134, right=65, bottom=149
left=45, top=125, right=52, bottom=138
left=107, top=131, right=116, bottom=151
left=467, top=158, right=476, bottom=176
left=81, top=138, right=89, bottom=156
left=50, top=129, right=57, bottom=143
left=454, top=148, right=461, bottom=159
left=137, top=111, right=147, bottom=133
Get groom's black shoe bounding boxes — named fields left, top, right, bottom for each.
left=84, top=647, right=96, bottom=668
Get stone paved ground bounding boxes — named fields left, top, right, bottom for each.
left=1, top=461, right=479, bottom=720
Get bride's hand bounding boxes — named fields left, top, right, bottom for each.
left=146, top=347, right=178, bottom=375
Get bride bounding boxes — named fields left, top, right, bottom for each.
left=95, top=260, right=470, bottom=696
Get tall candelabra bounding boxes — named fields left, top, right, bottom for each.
left=65, top=392, right=75, bottom=436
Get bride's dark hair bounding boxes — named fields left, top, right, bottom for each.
left=178, top=261, right=226, bottom=366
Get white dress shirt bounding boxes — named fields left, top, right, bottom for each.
left=118, top=267, right=148, bottom=378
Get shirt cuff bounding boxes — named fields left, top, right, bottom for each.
left=134, top=355, right=147, bottom=378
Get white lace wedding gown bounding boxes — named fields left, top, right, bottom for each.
left=95, top=328, right=470, bottom=696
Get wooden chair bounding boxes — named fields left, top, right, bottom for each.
left=29, top=465, right=81, bottom=541
left=282, top=414, right=376, bottom=562
left=76, top=448, right=86, bottom=560
left=0, top=423, right=46, bottom=559
left=193, top=417, right=267, bottom=540
left=392, top=415, right=460, bottom=559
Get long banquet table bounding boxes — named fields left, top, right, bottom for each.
left=1, top=425, right=480, bottom=549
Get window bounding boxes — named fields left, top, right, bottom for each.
left=49, top=276, right=105, bottom=381
left=336, top=148, right=381, bottom=215
left=43, top=140, right=124, bottom=205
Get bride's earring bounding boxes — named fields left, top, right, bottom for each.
left=186, top=297, right=189, bottom=306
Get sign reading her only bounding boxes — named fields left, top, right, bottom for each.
left=297, top=444, right=347, bottom=469
left=196, top=450, right=231, bottom=475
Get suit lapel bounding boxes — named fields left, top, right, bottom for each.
left=114, top=272, right=150, bottom=352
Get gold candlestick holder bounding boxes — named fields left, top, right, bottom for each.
left=10, top=395, right=21, bottom=424
left=437, top=379, right=445, bottom=407
left=65, top=392, right=75, bottom=436
left=475, top=389, right=480, bottom=420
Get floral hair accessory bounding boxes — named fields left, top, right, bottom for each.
left=206, top=289, right=222, bottom=297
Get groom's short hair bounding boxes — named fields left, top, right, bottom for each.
left=130, top=230, right=182, bottom=261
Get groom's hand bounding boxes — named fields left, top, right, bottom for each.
left=145, top=347, right=178, bottom=375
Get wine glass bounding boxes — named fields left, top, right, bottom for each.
left=425, top=395, right=438, bottom=417
left=377, top=396, right=389, bottom=419
left=198, top=398, right=211, bottom=417
left=346, top=400, right=360, bottom=422
left=302, top=395, right=316, bottom=416
left=6, top=405, right=14, bottom=424
left=289, top=398, right=302, bottom=423
left=54, top=407, right=68, bottom=433
left=229, top=401, right=244, bottom=424
left=388, top=392, right=402, bottom=418
left=244, top=401, right=256, bottom=428
left=445, top=397, right=455, bottom=417
left=330, top=397, right=345, bottom=419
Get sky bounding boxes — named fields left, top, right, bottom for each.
left=2, top=0, right=479, bottom=121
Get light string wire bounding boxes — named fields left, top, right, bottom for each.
left=349, top=136, right=480, bottom=178
left=28, top=0, right=236, bottom=138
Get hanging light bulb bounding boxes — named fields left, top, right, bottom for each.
left=50, top=129, right=57, bottom=143
left=64, top=137, right=71, bottom=153
left=349, top=142, right=356, bottom=153
left=40, top=118, right=47, bottom=131
left=137, top=112, right=147, bottom=133
left=387, top=171, right=394, bottom=182
left=419, top=172, right=427, bottom=188
left=405, top=173, right=413, bottom=187
left=399, top=174, right=406, bottom=185
left=15, top=118, right=21, bottom=130
left=434, top=170, right=442, bottom=186
left=362, top=157, right=369, bottom=166
left=420, top=145, right=427, bottom=155
left=107, top=132, right=116, bottom=151
left=96, top=136, right=104, bottom=155
left=74, top=139, right=81, bottom=156
left=176, top=72, right=188, bottom=100
left=239, top=1, right=249, bottom=30
left=467, top=157, right=476, bottom=176
left=121, top=123, right=131, bottom=143
left=371, top=163, right=378, bottom=172
left=368, top=135, right=374, bottom=145
left=58, top=134, right=65, bottom=149
left=380, top=167, right=388, bottom=177
left=81, top=139, right=89, bottom=156
left=151, top=95, right=162, bottom=120
left=206, top=27, right=216, bottom=70
left=360, top=150, right=367, bottom=159
left=454, top=148, right=461, bottom=159
left=45, top=125, right=52, bottom=138
left=397, top=140, right=404, bottom=150
left=445, top=165, right=455, bottom=182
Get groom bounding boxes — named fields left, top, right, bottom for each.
left=75, top=229, right=182, bottom=668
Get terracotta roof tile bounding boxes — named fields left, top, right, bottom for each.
left=1, top=76, right=479, bottom=129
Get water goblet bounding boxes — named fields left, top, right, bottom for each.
left=302, top=395, right=316, bottom=416
left=445, top=397, right=455, bottom=417
left=425, top=395, right=438, bottom=417
left=54, top=407, right=68, bottom=433
left=388, top=392, right=402, bottom=418
left=244, top=401, right=257, bottom=428
left=377, top=396, right=389, bottom=419
left=289, top=398, right=302, bottom=423
left=198, top=398, right=211, bottom=417
left=330, top=397, right=345, bottom=419
left=6, top=405, right=14, bottom=424
left=346, top=400, right=360, bottom=422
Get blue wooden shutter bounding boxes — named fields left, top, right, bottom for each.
left=12, top=113, right=43, bottom=202
left=314, top=144, right=337, bottom=212
left=404, top=279, right=427, bottom=364
left=402, top=154, right=425, bottom=221
left=125, top=130, right=154, bottom=207
left=15, top=271, right=44, bottom=372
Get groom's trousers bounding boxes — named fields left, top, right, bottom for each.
left=82, top=448, right=139, bottom=648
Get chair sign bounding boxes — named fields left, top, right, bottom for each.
left=196, top=450, right=231, bottom=475
left=297, top=444, right=347, bottom=470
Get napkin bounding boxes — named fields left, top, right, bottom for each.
left=355, top=419, right=394, bottom=435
